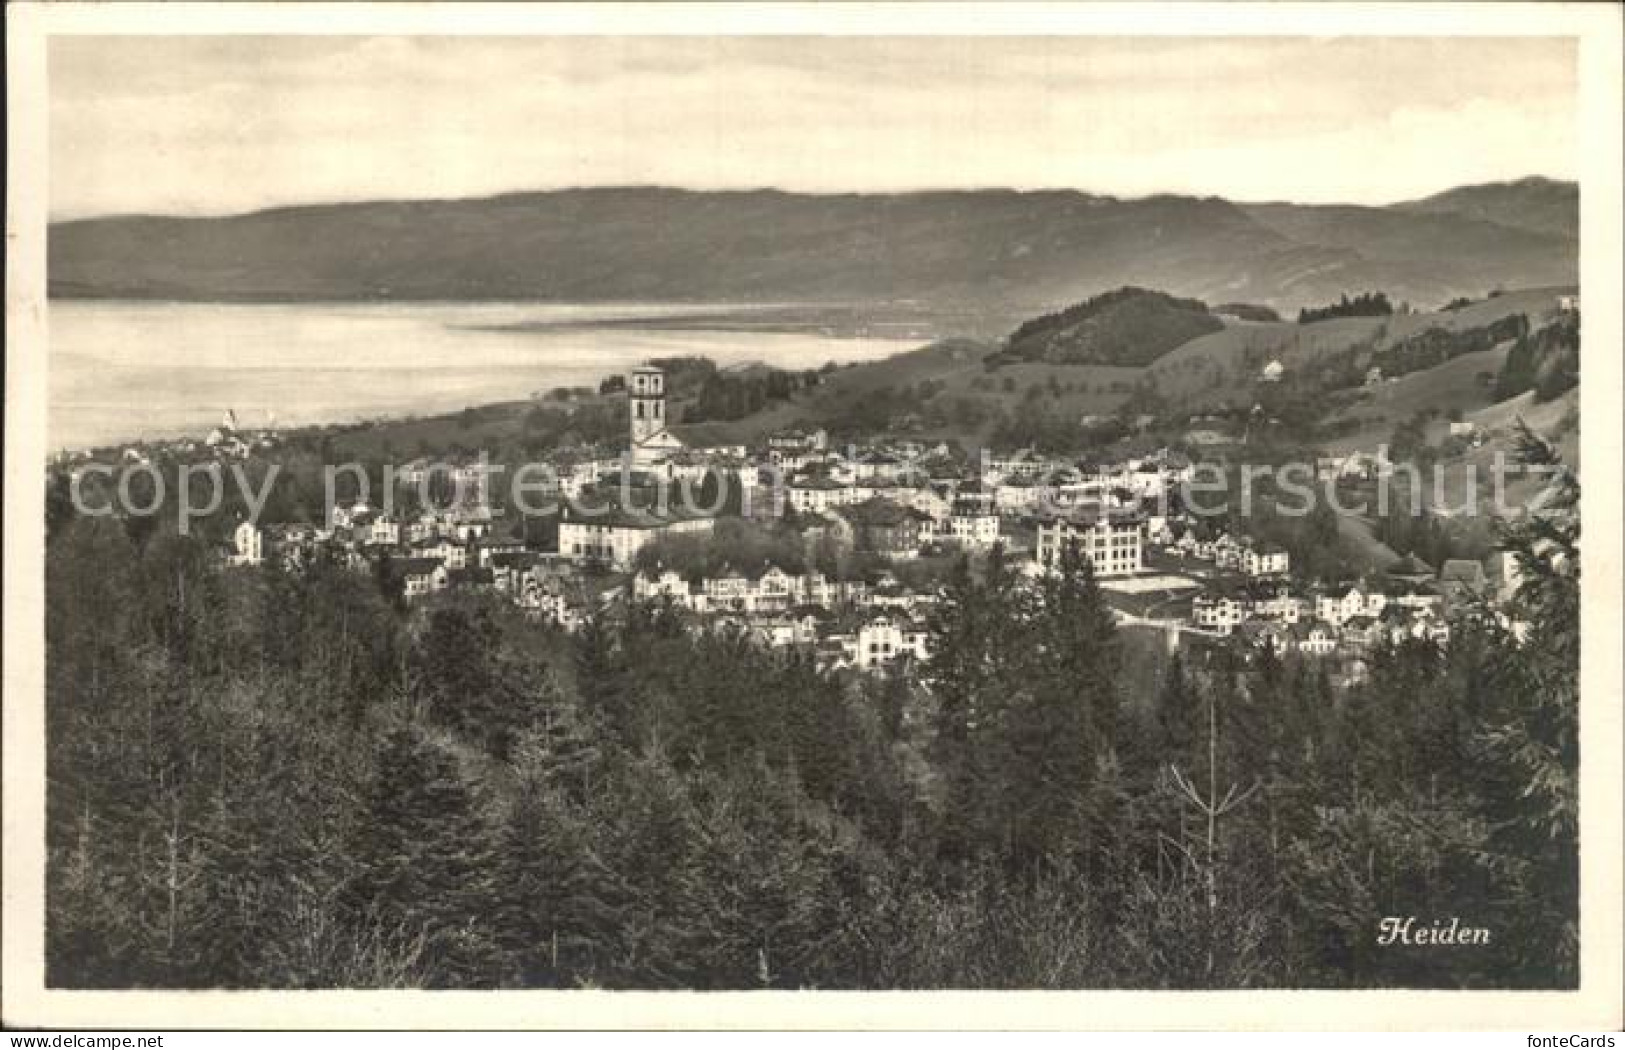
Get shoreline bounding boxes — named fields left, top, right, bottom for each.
left=46, top=300, right=936, bottom=456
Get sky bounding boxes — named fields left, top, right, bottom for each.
left=49, top=35, right=1577, bottom=219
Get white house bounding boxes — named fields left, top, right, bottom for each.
left=993, top=478, right=1045, bottom=515
left=768, top=428, right=829, bottom=454
left=1211, top=533, right=1244, bottom=570
left=982, top=449, right=1040, bottom=482
left=1193, top=593, right=1246, bottom=634
left=753, top=565, right=799, bottom=609
left=751, top=616, right=803, bottom=649
left=945, top=507, right=1001, bottom=550
left=379, top=515, right=409, bottom=547
left=1314, top=584, right=1377, bottom=626
left=1295, top=620, right=1339, bottom=656
left=1243, top=545, right=1290, bottom=578
left=856, top=615, right=931, bottom=670
left=787, top=474, right=858, bottom=515
left=704, top=567, right=754, bottom=611
left=894, top=484, right=951, bottom=522
left=413, top=536, right=467, bottom=570
left=229, top=521, right=263, bottom=566
left=1340, top=614, right=1381, bottom=649
left=486, top=551, right=540, bottom=593
left=1314, top=586, right=1353, bottom=626
left=328, top=500, right=372, bottom=531
left=449, top=519, right=492, bottom=542
left=1250, top=586, right=1302, bottom=623
left=937, top=490, right=1001, bottom=550
left=396, top=556, right=449, bottom=600
left=634, top=569, right=695, bottom=607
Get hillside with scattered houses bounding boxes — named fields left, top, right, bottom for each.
left=313, top=283, right=1578, bottom=472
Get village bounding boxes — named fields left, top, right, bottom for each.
left=178, top=362, right=1527, bottom=679
left=30, top=19, right=1607, bottom=1009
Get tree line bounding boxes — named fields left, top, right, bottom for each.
left=1298, top=292, right=1394, bottom=325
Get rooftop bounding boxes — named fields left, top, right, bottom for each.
left=835, top=497, right=931, bottom=528
left=1386, top=553, right=1438, bottom=578
left=1440, top=559, right=1488, bottom=584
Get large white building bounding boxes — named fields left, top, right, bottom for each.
left=558, top=505, right=714, bottom=570
left=787, top=474, right=859, bottom=514
left=632, top=564, right=853, bottom=614
left=1034, top=510, right=1144, bottom=578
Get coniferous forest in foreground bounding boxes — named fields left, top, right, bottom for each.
left=43, top=437, right=1579, bottom=991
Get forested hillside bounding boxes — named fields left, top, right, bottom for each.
left=994, top=287, right=1224, bottom=366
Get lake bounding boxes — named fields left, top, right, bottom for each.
left=47, top=301, right=917, bottom=451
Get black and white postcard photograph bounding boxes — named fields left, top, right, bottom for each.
left=4, top=0, right=1622, bottom=1034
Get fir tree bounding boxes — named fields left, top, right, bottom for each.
left=346, top=728, right=502, bottom=987
left=572, top=609, right=635, bottom=747
left=1008, top=540, right=1121, bottom=867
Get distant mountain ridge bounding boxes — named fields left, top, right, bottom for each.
left=49, top=180, right=1576, bottom=313
left=1394, top=176, right=1578, bottom=239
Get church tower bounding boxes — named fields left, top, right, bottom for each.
left=629, top=365, right=666, bottom=449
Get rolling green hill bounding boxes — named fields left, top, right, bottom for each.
left=1317, top=345, right=1519, bottom=454
left=1143, top=286, right=1573, bottom=407
left=1147, top=315, right=1389, bottom=405
left=996, top=287, right=1224, bottom=366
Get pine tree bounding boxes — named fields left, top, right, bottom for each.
left=345, top=728, right=502, bottom=987
left=373, top=550, right=405, bottom=609
left=572, top=609, right=635, bottom=746
left=1154, top=651, right=1201, bottom=761
left=1466, top=424, right=1580, bottom=984
left=925, top=549, right=1021, bottom=861
left=412, top=604, right=520, bottom=754
left=1493, top=335, right=1538, bottom=400
left=496, top=725, right=617, bottom=985
left=1006, top=539, right=1121, bottom=867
